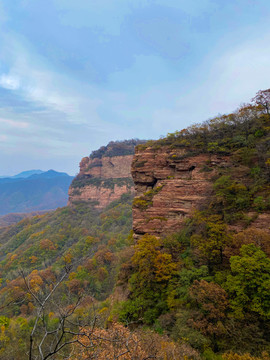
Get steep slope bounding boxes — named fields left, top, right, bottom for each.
left=117, top=92, right=270, bottom=356
left=0, top=194, right=133, bottom=311
left=69, top=140, right=145, bottom=209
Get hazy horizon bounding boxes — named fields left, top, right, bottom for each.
left=0, top=168, right=74, bottom=177
left=1, top=0, right=270, bottom=175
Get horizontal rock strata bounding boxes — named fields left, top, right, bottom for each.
left=69, top=155, right=134, bottom=209
left=132, top=146, right=229, bottom=238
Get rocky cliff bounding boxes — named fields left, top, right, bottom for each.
left=132, top=109, right=270, bottom=239
left=69, top=140, right=144, bottom=209
left=132, top=145, right=230, bottom=238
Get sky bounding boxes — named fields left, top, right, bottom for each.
left=0, top=0, right=270, bottom=175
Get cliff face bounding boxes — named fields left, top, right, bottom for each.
left=79, top=155, right=133, bottom=179
left=69, top=155, right=134, bottom=209
left=132, top=146, right=230, bottom=238
left=68, top=141, right=145, bottom=209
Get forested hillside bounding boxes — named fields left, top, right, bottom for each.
left=118, top=89, right=270, bottom=356
left=0, top=90, right=270, bottom=359
left=0, top=193, right=133, bottom=358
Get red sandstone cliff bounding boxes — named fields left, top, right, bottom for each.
left=68, top=155, right=134, bottom=209
left=131, top=145, right=230, bottom=238
left=132, top=143, right=270, bottom=239
left=68, top=140, right=145, bottom=209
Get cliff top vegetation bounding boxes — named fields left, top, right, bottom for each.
left=140, top=89, right=270, bottom=157
left=90, top=139, right=146, bottom=159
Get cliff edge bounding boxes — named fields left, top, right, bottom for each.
left=69, top=140, right=145, bottom=209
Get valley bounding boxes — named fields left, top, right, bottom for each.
left=0, top=92, right=270, bottom=359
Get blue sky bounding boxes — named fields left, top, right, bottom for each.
left=0, top=0, right=270, bottom=175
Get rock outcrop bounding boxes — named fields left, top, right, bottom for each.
left=132, top=145, right=230, bottom=238
left=69, top=140, right=145, bottom=209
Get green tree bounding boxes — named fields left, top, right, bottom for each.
left=190, top=213, right=231, bottom=268
left=119, top=235, right=179, bottom=324
left=226, top=244, right=270, bottom=319
left=214, top=176, right=250, bottom=217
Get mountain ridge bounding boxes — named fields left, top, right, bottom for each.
left=12, top=169, right=44, bottom=179
left=0, top=170, right=74, bottom=215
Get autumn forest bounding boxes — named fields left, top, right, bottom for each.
left=0, top=89, right=270, bottom=359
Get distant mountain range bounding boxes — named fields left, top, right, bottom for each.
left=11, top=169, right=45, bottom=179
left=0, top=170, right=74, bottom=216
left=0, top=169, right=44, bottom=179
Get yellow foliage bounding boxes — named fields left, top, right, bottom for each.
left=223, top=352, right=270, bottom=360
left=68, top=272, right=77, bottom=280
left=28, top=270, right=43, bottom=292
left=85, top=236, right=97, bottom=245
left=29, top=255, right=38, bottom=263
left=30, top=230, right=45, bottom=239
left=10, top=254, right=17, bottom=262
left=98, top=307, right=108, bottom=314
left=64, top=253, right=73, bottom=264
left=265, top=158, right=270, bottom=166
left=132, top=234, right=179, bottom=285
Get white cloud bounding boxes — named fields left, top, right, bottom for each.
left=104, top=30, right=270, bottom=137
left=0, top=74, right=20, bottom=90
left=1, top=2, right=270, bottom=174
left=182, top=31, right=270, bottom=118
left=0, top=32, right=106, bottom=126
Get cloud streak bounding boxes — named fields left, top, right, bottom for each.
left=0, top=117, right=29, bottom=128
